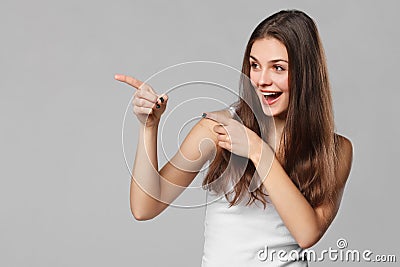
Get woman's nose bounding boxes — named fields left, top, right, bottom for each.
left=258, top=70, right=272, bottom=87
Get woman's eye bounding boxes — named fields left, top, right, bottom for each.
left=274, top=65, right=285, bottom=71
left=250, top=62, right=259, bottom=69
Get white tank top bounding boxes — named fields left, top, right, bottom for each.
left=201, top=190, right=309, bottom=266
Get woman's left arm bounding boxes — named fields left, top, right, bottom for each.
left=204, top=112, right=353, bottom=249
left=250, top=138, right=353, bottom=249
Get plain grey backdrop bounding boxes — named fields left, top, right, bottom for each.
left=1, top=0, right=399, bottom=266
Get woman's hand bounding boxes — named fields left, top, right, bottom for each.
left=115, top=74, right=168, bottom=128
left=203, top=110, right=262, bottom=159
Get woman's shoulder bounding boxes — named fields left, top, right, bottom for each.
left=334, top=133, right=353, bottom=186
left=170, top=110, right=231, bottom=167
left=179, top=109, right=232, bottom=150
left=197, top=108, right=233, bottom=134
left=334, top=133, right=353, bottom=155
left=171, top=109, right=231, bottom=163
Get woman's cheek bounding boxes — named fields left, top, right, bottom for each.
left=276, top=76, right=289, bottom=92
left=249, top=71, right=258, bottom=86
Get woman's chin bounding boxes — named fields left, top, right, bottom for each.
left=261, top=106, right=287, bottom=119
left=262, top=109, right=273, bottom=117
left=261, top=105, right=274, bottom=117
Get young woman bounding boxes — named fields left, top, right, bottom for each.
left=115, top=9, right=353, bottom=267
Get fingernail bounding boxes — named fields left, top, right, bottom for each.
left=159, top=97, right=164, bottom=103
left=156, top=104, right=161, bottom=109
left=201, top=113, right=207, bottom=118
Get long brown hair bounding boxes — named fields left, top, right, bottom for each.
left=202, top=9, right=341, bottom=208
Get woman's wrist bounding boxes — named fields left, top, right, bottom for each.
left=139, top=122, right=159, bottom=138
left=139, top=120, right=160, bottom=130
left=250, top=138, right=273, bottom=168
left=249, top=134, right=262, bottom=164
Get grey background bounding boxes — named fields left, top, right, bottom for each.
left=1, top=0, right=399, bottom=266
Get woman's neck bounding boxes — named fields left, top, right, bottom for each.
left=268, top=116, right=286, bottom=152
left=274, top=117, right=286, bottom=135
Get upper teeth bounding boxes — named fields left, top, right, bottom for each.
left=261, top=92, right=279, bottom=96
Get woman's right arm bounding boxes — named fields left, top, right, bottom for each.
left=131, top=118, right=218, bottom=220
left=115, top=74, right=220, bottom=221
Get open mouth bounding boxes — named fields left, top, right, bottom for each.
left=261, top=91, right=283, bottom=105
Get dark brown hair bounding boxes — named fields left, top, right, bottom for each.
left=202, top=9, right=341, bottom=208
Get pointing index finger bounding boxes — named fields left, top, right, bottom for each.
left=114, top=74, right=144, bottom=89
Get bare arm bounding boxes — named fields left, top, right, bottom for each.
left=131, top=118, right=218, bottom=220
left=115, top=74, right=220, bottom=221
left=251, top=135, right=353, bottom=248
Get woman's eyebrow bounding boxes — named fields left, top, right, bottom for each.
left=249, top=55, right=288, bottom=63
left=270, top=59, right=288, bottom=63
left=249, top=55, right=259, bottom=62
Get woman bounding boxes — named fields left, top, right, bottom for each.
left=115, top=9, right=353, bottom=266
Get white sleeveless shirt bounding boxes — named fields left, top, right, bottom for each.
left=201, top=190, right=308, bottom=266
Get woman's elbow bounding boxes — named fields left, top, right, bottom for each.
left=296, top=229, right=323, bottom=249
left=298, top=238, right=318, bottom=249
left=131, top=208, right=155, bottom=221
left=130, top=197, right=159, bottom=221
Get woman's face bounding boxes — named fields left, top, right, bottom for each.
left=249, top=37, right=289, bottom=119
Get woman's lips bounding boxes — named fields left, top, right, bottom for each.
left=261, top=91, right=282, bottom=105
